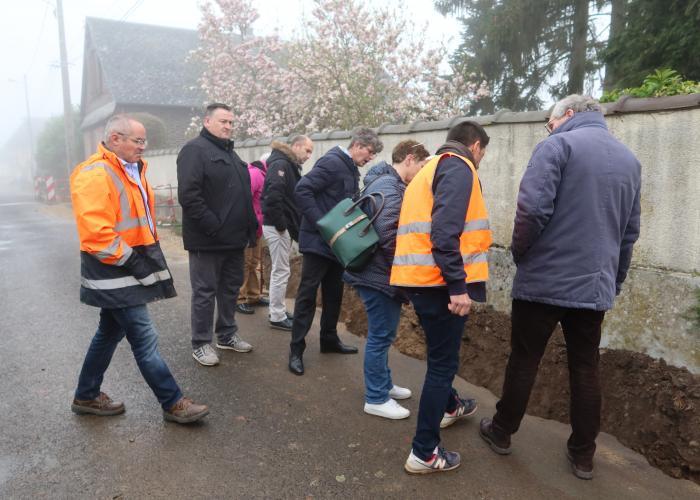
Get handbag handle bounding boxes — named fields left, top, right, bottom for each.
left=343, top=192, right=386, bottom=237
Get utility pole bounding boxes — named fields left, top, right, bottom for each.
left=56, top=0, right=76, bottom=176
left=23, top=74, right=35, bottom=178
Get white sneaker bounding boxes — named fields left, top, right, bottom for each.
left=389, top=385, right=412, bottom=400
left=404, top=447, right=461, bottom=474
left=192, top=344, right=220, bottom=366
left=364, top=399, right=410, bottom=420
left=216, top=333, right=253, bottom=353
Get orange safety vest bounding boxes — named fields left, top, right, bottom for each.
left=389, top=152, right=492, bottom=287
left=70, top=143, right=175, bottom=308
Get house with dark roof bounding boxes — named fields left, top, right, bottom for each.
left=80, top=17, right=204, bottom=156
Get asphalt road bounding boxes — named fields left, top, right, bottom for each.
left=1, top=187, right=698, bottom=499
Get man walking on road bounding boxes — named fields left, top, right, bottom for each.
left=391, top=121, right=492, bottom=474
left=261, top=135, right=314, bottom=331
left=288, top=128, right=383, bottom=375
left=479, top=95, right=642, bottom=480
left=177, top=103, right=258, bottom=367
left=70, top=114, right=208, bottom=424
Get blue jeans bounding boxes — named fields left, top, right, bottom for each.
left=409, top=289, right=466, bottom=460
left=75, top=305, right=182, bottom=410
left=356, top=286, right=402, bottom=404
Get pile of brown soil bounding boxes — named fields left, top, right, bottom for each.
left=342, top=280, right=700, bottom=483
left=276, top=254, right=699, bottom=482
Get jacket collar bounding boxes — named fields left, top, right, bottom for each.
left=200, top=127, right=234, bottom=152
left=552, top=111, right=607, bottom=135
left=435, top=140, right=476, bottom=164
left=271, top=140, right=301, bottom=165
left=98, top=142, right=147, bottom=174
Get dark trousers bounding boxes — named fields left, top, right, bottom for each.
left=409, top=289, right=465, bottom=460
left=290, top=253, right=343, bottom=355
left=493, top=299, right=605, bottom=461
left=75, top=305, right=182, bottom=410
left=188, top=249, right=245, bottom=349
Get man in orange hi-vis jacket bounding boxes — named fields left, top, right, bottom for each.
left=69, top=114, right=208, bottom=424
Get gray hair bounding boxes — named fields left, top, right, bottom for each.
left=290, top=134, right=311, bottom=146
left=550, top=94, right=603, bottom=120
left=103, top=114, right=135, bottom=143
left=348, top=127, right=383, bottom=153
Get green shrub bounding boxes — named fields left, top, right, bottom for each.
left=600, top=69, right=700, bottom=103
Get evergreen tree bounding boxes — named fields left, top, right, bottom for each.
left=436, top=0, right=611, bottom=112
left=603, top=0, right=700, bottom=89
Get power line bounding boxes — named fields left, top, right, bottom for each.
left=25, top=2, right=50, bottom=75
left=120, top=0, right=145, bottom=22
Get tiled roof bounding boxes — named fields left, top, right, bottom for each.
left=85, top=17, right=204, bottom=107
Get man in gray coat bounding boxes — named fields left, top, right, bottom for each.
left=479, top=95, right=641, bottom=480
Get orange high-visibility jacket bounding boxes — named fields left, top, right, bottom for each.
left=70, top=143, right=176, bottom=308
left=389, top=152, right=492, bottom=287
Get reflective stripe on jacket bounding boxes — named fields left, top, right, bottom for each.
left=70, top=143, right=176, bottom=308
left=390, top=152, right=492, bottom=287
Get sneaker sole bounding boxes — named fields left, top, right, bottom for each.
left=566, top=452, right=593, bottom=480
left=440, top=403, right=478, bottom=428
left=363, top=407, right=410, bottom=420
left=192, top=352, right=219, bottom=366
left=71, top=404, right=125, bottom=416
left=478, top=428, right=512, bottom=455
left=404, top=461, right=460, bottom=474
left=163, top=408, right=210, bottom=424
left=389, top=391, right=412, bottom=400
left=269, top=324, right=292, bottom=331
left=216, top=344, right=253, bottom=353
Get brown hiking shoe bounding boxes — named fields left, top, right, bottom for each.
left=71, top=392, right=125, bottom=416
left=163, top=397, right=209, bottom=424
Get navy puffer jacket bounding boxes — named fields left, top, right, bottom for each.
left=344, top=162, right=408, bottom=302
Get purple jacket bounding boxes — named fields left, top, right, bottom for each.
left=511, top=111, right=641, bottom=311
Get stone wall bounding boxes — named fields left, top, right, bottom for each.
left=144, top=94, right=700, bottom=372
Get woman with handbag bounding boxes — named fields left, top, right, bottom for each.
left=344, top=140, right=430, bottom=419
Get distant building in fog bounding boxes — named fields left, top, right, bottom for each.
left=79, top=17, right=205, bottom=156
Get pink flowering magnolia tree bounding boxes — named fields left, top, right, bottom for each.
left=193, top=0, right=488, bottom=138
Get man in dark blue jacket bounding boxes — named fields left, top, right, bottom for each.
left=288, top=128, right=383, bottom=375
left=479, top=95, right=642, bottom=481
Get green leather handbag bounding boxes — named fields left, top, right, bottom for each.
left=317, top=192, right=385, bottom=271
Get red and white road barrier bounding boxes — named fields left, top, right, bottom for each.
left=34, top=177, right=43, bottom=200
left=46, top=176, right=56, bottom=203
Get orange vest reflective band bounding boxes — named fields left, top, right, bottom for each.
left=390, top=152, right=492, bottom=287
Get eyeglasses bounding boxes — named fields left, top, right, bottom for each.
left=117, top=132, right=148, bottom=147
left=544, top=120, right=554, bottom=134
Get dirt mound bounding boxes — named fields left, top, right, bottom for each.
left=340, top=280, right=700, bottom=484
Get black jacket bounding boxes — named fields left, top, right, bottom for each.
left=177, top=128, right=257, bottom=251
left=261, top=141, right=303, bottom=241
left=295, top=146, right=360, bottom=261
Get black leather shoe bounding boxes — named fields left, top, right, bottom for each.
left=289, top=354, right=304, bottom=375
left=236, top=303, right=255, bottom=314
left=320, top=340, right=358, bottom=354
left=256, top=297, right=270, bottom=306
left=286, top=312, right=294, bottom=320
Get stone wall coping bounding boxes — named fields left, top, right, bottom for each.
left=144, top=93, right=700, bottom=156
